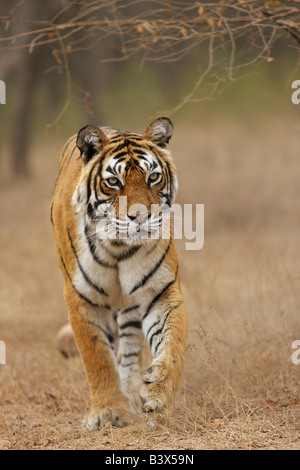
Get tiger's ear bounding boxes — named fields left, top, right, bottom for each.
left=76, top=125, right=108, bottom=162
left=144, top=117, right=173, bottom=148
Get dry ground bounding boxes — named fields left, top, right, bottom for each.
left=0, top=117, right=300, bottom=450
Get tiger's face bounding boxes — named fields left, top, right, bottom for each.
left=74, top=117, right=178, bottom=243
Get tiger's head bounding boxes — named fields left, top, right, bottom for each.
left=74, top=117, right=178, bottom=243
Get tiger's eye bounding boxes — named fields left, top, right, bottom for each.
left=107, top=177, right=118, bottom=186
left=149, top=173, right=160, bottom=183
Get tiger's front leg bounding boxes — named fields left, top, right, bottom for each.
left=140, top=281, right=188, bottom=414
left=64, top=284, right=130, bottom=430
left=116, top=305, right=144, bottom=411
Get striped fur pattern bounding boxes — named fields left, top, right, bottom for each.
left=51, top=117, right=188, bottom=430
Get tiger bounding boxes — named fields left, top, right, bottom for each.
left=50, top=117, right=188, bottom=430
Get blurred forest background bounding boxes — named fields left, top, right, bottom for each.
left=1, top=0, right=300, bottom=450
left=0, top=0, right=300, bottom=175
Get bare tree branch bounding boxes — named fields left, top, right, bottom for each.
left=1, top=0, right=300, bottom=121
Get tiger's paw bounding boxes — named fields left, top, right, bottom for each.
left=83, top=407, right=128, bottom=431
left=139, top=362, right=173, bottom=413
left=139, top=381, right=169, bottom=414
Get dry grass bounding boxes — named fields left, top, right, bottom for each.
left=0, top=116, right=300, bottom=450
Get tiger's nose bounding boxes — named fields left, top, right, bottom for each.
left=128, top=212, right=151, bottom=223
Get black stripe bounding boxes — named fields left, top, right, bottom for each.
left=154, top=329, right=169, bottom=355
left=105, top=164, right=116, bottom=175
left=113, top=151, right=128, bottom=160
left=122, top=352, right=139, bottom=358
left=59, top=249, right=99, bottom=307
left=100, top=181, right=113, bottom=197
left=142, top=269, right=178, bottom=321
left=116, top=156, right=127, bottom=163
left=129, top=135, right=142, bottom=140
left=133, top=159, right=145, bottom=170
left=110, top=239, right=127, bottom=247
left=86, top=162, right=94, bottom=203
left=121, top=305, right=140, bottom=314
left=119, top=332, right=135, bottom=338
left=146, top=318, right=161, bottom=339
left=165, top=160, right=173, bottom=203
left=113, top=142, right=127, bottom=153
left=129, top=239, right=172, bottom=294
left=87, top=158, right=104, bottom=206
left=109, top=136, right=122, bottom=143
left=95, top=198, right=111, bottom=207
left=149, top=301, right=182, bottom=351
left=67, top=228, right=109, bottom=296
left=50, top=203, right=54, bottom=225
left=145, top=240, right=160, bottom=256
left=129, top=142, right=147, bottom=150
left=117, top=244, right=141, bottom=262
left=94, top=172, right=104, bottom=200
left=150, top=147, right=164, bottom=168
left=119, top=320, right=142, bottom=330
left=132, top=149, right=147, bottom=157
left=95, top=157, right=110, bottom=201
left=84, top=226, right=117, bottom=269
left=136, top=154, right=149, bottom=162
left=151, top=160, right=158, bottom=170
left=88, top=320, right=114, bottom=345
left=87, top=202, right=96, bottom=219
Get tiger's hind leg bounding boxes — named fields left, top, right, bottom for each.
left=64, top=284, right=130, bottom=430
left=140, top=285, right=188, bottom=415
left=116, top=305, right=144, bottom=411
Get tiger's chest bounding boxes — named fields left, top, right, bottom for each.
left=72, top=231, right=171, bottom=311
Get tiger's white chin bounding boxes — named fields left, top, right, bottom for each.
left=122, top=229, right=163, bottom=245
left=109, top=228, right=164, bottom=246
left=94, top=219, right=170, bottom=245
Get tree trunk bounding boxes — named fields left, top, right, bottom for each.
left=12, top=52, right=39, bottom=176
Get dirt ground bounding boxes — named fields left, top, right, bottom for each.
left=1, top=117, right=300, bottom=450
